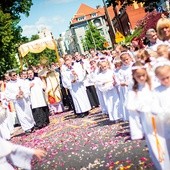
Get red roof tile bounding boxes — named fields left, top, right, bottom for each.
left=70, top=3, right=146, bottom=30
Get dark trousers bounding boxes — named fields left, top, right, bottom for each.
left=86, top=85, right=99, bottom=108
left=32, top=106, right=50, bottom=128
left=61, top=87, right=76, bottom=113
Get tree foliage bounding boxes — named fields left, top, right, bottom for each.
left=124, top=10, right=162, bottom=45
left=83, top=22, right=107, bottom=51
left=0, top=0, right=33, bottom=19
left=0, top=0, right=33, bottom=77
left=136, top=11, right=162, bottom=39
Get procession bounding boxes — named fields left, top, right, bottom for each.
left=0, top=0, right=170, bottom=169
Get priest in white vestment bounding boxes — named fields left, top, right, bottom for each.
left=27, top=69, right=50, bottom=129
left=61, top=55, right=91, bottom=117
left=5, top=71, right=35, bottom=134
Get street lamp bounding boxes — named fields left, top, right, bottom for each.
left=72, top=13, right=96, bottom=51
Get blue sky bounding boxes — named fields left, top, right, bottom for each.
left=19, top=0, right=103, bottom=38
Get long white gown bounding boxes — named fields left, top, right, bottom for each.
left=126, top=83, right=170, bottom=169
left=95, top=69, right=121, bottom=121
left=88, top=68, right=107, bottom=114
left=0, top=103, right=11, bottom=140
left=5, top=79, right=35, bottom=131
left=117, top=64, right=133, bottom=121
left=61, top=62, right=91, bottom=114
left=0, top=136, right=34, bottom=170
left=151, top=85, right=170, bottom=169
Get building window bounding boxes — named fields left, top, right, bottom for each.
left=91, top=13, right=97, bottom=18
left=77, top=16, right=85, bottom=21
left=93, top=19, right=102, bottom=27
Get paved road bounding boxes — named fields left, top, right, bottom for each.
left=12, top=109, right=156, bottom=170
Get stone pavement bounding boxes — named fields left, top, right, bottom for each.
left=11, top=108, right=156, bottom=170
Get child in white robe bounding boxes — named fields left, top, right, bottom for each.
left=126, top=61, right=169, bottom=169
left=95, top=59, right=121, bottom=122
left=88, top=59, right=107, bottom=115
left=150, top=63, right=170, bottom=169
left=0, top=97, right=11, bottom=140
left=0, top=135, right=46, bottom=170
left=125, top=61, right=153, bottom=141
left=113, top=57, right=123, bottom=120
left=118, top=52, right=134, bottom=121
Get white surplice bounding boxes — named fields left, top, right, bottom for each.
left=5, top=79, right=34, bottom=131
left=29, top=77, right=47, bottom=109
left=61, top=63, right=91, bottom=114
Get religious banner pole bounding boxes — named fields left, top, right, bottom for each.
left=51, top=32, right=60, bottom=62
left=18, top=48, right=23, bottom=71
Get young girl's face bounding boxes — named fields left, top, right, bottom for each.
left=100, top=61, right=109, bottom=72
left=133, top=69, right=147, bottom=85
left=115, top=62, right=122, bottom=69
left=121, top=54, right=132, bottom=66
left=156, top=66, right=170, bottom=87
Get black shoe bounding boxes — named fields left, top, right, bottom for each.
left=34, top=126, right=39, bottom=130
left=84, top=111, right=89, bottom=116
left=113, top=119, right=122, bottom=124
left=25, top=129, right=32, bottom=135
left=76, top=113, right=85, bottom=118
left=31, top=126, right=35, bottom=132
left=14, top=124, right=21, bottom=127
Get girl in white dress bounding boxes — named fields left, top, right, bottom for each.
left=126, top=61, right=152, bottom=140
left=88, top=59, right=107, bottom=115
left=95, top=59, right=121, bottom=122
left=150, top=63, right=170, bottom=169
left=118, top=52, right=134, bottom=121
left=126, top=61, right=168, bottom=169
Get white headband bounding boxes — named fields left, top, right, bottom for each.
left=153, top=59, right=170, bottom=71
left=131, top=65, right=147, bottom=70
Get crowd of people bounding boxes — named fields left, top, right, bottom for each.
left=0, top=16, right=170, bottom=169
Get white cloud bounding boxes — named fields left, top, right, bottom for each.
left=21, top=25, right=38, bottom=37
left=21, top=16, right=65, bottom=38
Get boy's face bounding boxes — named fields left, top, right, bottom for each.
left=10, top=72, right=17, bottom=81
left=27, top=70, right=34, bottom=79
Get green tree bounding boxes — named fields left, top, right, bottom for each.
left=83, top=22, right=107, bottom=51
left=0, top=0, right=33, bottom=76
